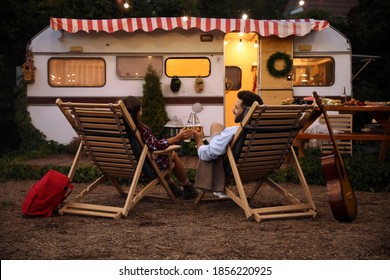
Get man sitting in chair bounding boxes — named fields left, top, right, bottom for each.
left=193, top=90, right=263, bottom=197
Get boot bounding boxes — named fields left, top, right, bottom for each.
left=168, top=182, right=183, bottom=197
left=183, top=183, right=198, bottom=200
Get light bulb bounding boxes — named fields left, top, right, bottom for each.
left=254, top=41, right=258, bottom=48
left=124, top=0, right=130, bottom=9
left=299, top=0, right=305, bottom=6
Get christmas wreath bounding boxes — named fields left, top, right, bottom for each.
left=266, top=51, right=293, bottom=78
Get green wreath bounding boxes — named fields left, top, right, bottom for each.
left=266, top=51, right=293, bottom=78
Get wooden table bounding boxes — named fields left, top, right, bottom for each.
left=295, top=105, right=390, bottom=161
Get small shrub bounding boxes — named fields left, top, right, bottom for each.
left=141, top=64, right=169, bottom=137
left=345, top=150, right=390, bottom=192
left=1, top=147, right=389, bottom=193
left=181, top=139, right=198, bottom=156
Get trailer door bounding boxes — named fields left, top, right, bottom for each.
left=224, top=32, right=259, bottom=127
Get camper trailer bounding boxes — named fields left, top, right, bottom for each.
left=25, top=17, right=351, bottom=144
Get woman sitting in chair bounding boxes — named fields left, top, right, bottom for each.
left=120, top=96, right=198, bottom=200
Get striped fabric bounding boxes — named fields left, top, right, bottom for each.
left=50, top=17, right=329, bottom=37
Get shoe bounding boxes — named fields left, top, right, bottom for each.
left=213, top=192, right=229, bottom=199
left=183, top=183, right=198, bottom=200
left=168, top=182, right=183, bottom=197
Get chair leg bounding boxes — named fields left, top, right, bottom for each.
left=194, top=190, right=206, bottom=205
left=289, top=148, right=316, bottom=211
left=67, top=142, right=83, bottom=181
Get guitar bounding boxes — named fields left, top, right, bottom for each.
left=313, top=91, right=357, bottom=222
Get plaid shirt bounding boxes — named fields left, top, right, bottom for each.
left=138, top=124, right=169, bottom=170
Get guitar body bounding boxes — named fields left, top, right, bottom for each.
left=321, top=154, right=357, bottom=221
left=313, top=91, right=357, bottom=222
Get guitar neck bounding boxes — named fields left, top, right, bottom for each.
left=313, top=92, right=343, bottom=158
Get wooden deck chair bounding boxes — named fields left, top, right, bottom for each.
left=56, top=99, right=179, bottom=219
left=195, top=103, right=317, bottom=222
left=319, top=113, right=353, bottom=155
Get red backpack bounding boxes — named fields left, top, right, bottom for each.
left=22, top=170, right=74, bottom=217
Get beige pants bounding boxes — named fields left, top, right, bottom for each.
left=194, top=122, right=226, bottom=192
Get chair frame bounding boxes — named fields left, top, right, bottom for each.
left=195, top=102, right=317, bottom=222
left=56, top=99, right=179, bottom=219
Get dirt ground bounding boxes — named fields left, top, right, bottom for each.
left=0, top=180, right=389, bottom=260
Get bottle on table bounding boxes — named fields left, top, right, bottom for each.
left=341, top=87, right=347, bottom=104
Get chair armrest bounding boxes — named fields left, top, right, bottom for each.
left=151, top=145, right=181, bottom=169
left=151, top=145, right=181, bottom=158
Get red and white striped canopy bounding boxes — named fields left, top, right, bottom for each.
left=50, top=17, right=329, bottom=38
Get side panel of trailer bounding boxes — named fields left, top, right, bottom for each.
left=292, top=26, right=352, bottom=98
left=25, top=17, right=334, bottom=144
left=27, top=28, right=226, bottom=144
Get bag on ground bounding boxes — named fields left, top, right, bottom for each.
left=22, top=170, right=74, bottom=217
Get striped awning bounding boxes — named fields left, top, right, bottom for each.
left=50, top=17, right=329, bottom=38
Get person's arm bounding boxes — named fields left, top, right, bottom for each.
left=166, top=128, right=192, bottom=145
left=197, top=126, right=238, bottom=161
left=139, top=125, right=169, bottom=151
left=193, top=128, right=205, bottom=150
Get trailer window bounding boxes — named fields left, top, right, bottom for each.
left=165, top=57, right=210, bottom=77
left=293, top=57, right=335, bottom=86
left=117, top=56, right=163, bottom=79
left=225, top=66, right=242, bottom=90
left=48, top=58, right=105, bottom=87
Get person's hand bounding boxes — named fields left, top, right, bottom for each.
left=193, top=127, right=204, bottom=142
left=177, top=127, right=193, bottom=141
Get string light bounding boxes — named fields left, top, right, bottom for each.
left=124, top=0, right=130, bottom=9
left=299, top=0, right=305, bottom=6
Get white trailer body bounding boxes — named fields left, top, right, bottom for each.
left=24, top=17, right=349, bottom=144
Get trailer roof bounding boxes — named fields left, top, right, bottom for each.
left=50, top=17, right=329, bottom=38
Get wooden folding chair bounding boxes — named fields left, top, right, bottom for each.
left=56, top=99, right=179, bottom=219
left=195, top=103, right=317, bottom=222
left=319, top=113, right=353, bottom=155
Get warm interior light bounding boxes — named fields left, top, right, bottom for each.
left=254, top=41, right=258, bottom=48
left=239, top=39, right=243, bottom=47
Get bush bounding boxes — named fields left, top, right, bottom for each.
left=344, top=150, right=390, bottom=192
left=141, top=64, right=169, bottom=137
left=1, top=147, right=389, bottom=192
left=271, top=148, right=389, bottom=192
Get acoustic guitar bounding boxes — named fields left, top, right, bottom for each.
left=313, top=91, right=357, bottom=222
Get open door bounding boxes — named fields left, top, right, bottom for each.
left=224, top=32, right=259, bottom=127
